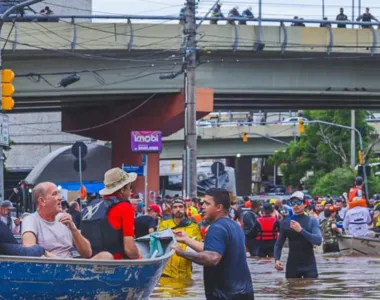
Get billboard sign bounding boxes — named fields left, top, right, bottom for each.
left=131, top=131, right=162, bottom=153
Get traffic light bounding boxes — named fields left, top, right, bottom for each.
left=2, top=69, right=15, bottom=111
left=298, top=118, right=305, bottom=133
left=358, top=150, right=364, bottom=165
left=242, top=132, right=248, bottom=143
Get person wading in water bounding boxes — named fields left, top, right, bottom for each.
left=274, top=191, right=322, bottom=278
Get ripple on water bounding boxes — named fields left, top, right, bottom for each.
left=151, top=249, right=380, bottom=299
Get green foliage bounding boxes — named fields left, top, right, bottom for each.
left=269, top=110, right=373, bottom=188
left=311, top=168, right=354, bottom=196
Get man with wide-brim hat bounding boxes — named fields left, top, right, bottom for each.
left=81, top=167, right=141, bottom=259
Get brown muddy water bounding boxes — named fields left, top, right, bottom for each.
left=151, top=249, right=380, bottom=299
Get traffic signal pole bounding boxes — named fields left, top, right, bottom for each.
left=0, top=0, right=43, bottom=203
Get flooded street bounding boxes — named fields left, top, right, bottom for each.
left=151, top=249, right=380, bottom=299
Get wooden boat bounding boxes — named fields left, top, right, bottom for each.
left=1, top=229, right=175, bottom=300
left=338, top=234, right=380, bottom=256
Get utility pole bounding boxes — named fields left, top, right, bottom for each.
left=351, top=110, right=356, bottom=169
left=183, top=0, right=197, bottom=198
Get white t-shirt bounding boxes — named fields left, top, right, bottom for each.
left=21, top=212, right=73, bottom=258
left=343, top=206, right=372, bottom=237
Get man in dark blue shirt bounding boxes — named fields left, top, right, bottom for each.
left=172, top=188, right=254, bottom=299
left=0, top=220, right=46, bottom=256
left=274, top=191, right=322, bottom=279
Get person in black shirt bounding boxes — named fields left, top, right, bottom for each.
left=336, top=8, right=348, bottom=28
left=134, top=204, right=161, bottom=238
left=357, top=7, right=379, bottom=28
left=67, top=201, right=81, bottom=229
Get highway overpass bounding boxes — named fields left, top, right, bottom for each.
left=161, top=123, right=380, bottom=159
left=3, top=22, right=380, bottom=111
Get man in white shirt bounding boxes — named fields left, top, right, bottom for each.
left=0, top=200, right=20, bottom=234
left=343, top=205, right=372, bottom=237
left=22, top=182, right=113, bottom=259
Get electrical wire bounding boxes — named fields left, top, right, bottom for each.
left=2, top=14, right=18, bottom=51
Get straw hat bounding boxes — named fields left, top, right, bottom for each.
left=99, top=167, right=137, bottom=196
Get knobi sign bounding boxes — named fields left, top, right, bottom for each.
left=131, top=131, right=162, bottom=153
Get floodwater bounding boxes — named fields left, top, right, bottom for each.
left=151, top=249, right=380, bottom=299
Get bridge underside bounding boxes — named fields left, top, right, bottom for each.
left=8, top=51, right=380, bottom=112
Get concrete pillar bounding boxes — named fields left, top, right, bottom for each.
left=226, top=156, right=252, bottom=196
left=62, top=88, right=214, bottom=196
left=235, top=156, right=252, bottom=196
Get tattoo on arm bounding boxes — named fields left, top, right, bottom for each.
left=179, top=250, right=222, bottom=266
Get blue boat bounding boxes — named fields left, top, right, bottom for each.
left=1, top=229, right=175, bottom=300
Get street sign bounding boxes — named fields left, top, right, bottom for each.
left=131, top=131, right=162, bottom=153
left=0, top=113, right=9, bottom=147
left=211, top=161, right=225, bottom=176
left=72, top=141, right=88, bottom=158
left=123, top=165, right=144, bottom=176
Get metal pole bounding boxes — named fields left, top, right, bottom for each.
left=258, top=0, right=263, bottom=42
left=0, top=148, right=3, bottom=203
left=144, top=154, right=148, bottom=209
left=274, top=164, right=276, bottom=185
left=184, top=0, right=197, bottom=198
left=358, top=0, right=361, bottom=22
left=216, top=162, right=219, bottom=188
left=79, top=146, right=82, bottom=186
left=352, top=0, right=355, bottom=28
left=322, top=0, right=325, bottom=19
left=351, top=110, right=356, bottom=169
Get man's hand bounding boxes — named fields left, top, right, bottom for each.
left=275, top=260, right=284, bottom=271
left=59, top=213, right=76, bottom=231
left=14, top=218, right=21, bottom=226
left=171, top=244, right=184, bottom=256
left=331, top=223, right=338, bottom=230
left=173, top=230, right=189, bottom=244
left=290, top=220, right=302, bottom=233
left=43, top=251, right=56, bottom=258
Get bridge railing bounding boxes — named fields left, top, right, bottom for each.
left=2, top=14, right=380, bottom=53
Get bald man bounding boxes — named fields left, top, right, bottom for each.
left=22, top=182, right=112, bottom=260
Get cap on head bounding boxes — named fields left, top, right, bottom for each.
left=290, top=191, right=305, bottom=201
left=99, top=167, right=137, bottom=196
left=1, top=200, right=14, bottom=209
left=355, top=176, right=363, bottom=186
left=149, top=204, right=162, bottom=217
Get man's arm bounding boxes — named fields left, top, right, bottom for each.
left=22, top=232, right=37, bottom=247
left=274, top=223, right=286, bottom=261
left=300, top=219, right=322, bottom=246
left=177, top=249, right=222, bottom=266
left=123, top=237, right=140, bottom=259
left=0, top=243, right=45, bottom=257
left=71, top=228, right=92, bottom=258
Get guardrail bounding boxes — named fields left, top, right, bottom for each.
left=2, top=14, right=380, bottom=54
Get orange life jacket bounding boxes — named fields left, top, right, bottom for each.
left=348, top=187, right=367, bottom=209
left=255, top=216, right=278, bottom=241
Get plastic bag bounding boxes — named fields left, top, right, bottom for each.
left=149, top=233, right=164, bottom=258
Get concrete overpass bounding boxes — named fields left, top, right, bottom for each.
left=161, top=123, right=380, bottom=159
left=3, top=22, right=380, bottom=111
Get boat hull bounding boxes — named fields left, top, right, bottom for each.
left=338, top=235, right=380, bottom=256
left=1, top=230, right=175, bottom=299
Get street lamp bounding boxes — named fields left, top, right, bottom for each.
left=236, top=153, right=241, bottom=158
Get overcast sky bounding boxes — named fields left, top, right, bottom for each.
left=93, top=0, right=380, bottom=22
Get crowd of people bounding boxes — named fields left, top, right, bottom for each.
left=179, top=4, right=379, bottom=29
left=0, top=166, right=378, bottom=299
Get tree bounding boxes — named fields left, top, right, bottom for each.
left=311, top=168, right=354, bottom=196
left=269, top=110, right=374, bottom=187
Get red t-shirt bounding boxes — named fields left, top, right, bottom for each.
left=104, top=197, right=135, bottom=259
